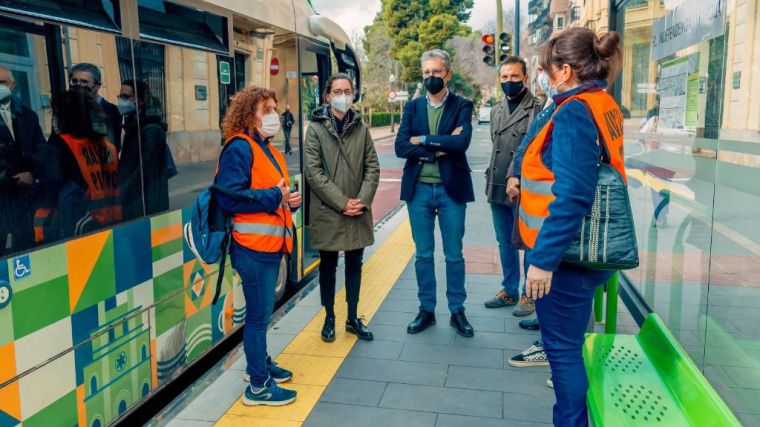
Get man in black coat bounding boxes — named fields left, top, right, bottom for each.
left=0, top=65, right=46, bottom=255
left=70, top=63, right=122, bottom=151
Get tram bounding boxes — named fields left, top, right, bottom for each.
left=0, top=1, right=360, bottom=425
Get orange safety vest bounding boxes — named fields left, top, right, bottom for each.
left=60, top=134, right=123, bottom=225
left=518, top=90, right=627, bottom=249
left=219, top=133, right=293, bottom=254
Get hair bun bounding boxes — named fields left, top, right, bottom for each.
left=595, top=32, right=621, bottom=59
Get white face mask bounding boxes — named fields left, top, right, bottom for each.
left=118, top=98, right=136, bottom=115
left=258, top=113, right=281, bottom=138
left=330, top=95, right=353, bottom=113
left=0, top=84, right=11, bottom=103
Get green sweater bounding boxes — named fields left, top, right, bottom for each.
left=417, top=105, right=444, bottom=183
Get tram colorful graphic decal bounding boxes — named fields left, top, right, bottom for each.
left=0, top=208, right=243, bottom=427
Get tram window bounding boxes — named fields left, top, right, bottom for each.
left=137, top=0, right=228, bottom=54
left=1, top=24, right=51, bottom=258
left=0, top=0, right=120, bottom=33
left=118, top=41, right=223, bottom=214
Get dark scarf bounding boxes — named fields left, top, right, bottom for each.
left=327, top=108, right=353, bottom=137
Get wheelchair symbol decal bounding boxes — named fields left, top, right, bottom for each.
left=13, top=255, right=31, bottom=280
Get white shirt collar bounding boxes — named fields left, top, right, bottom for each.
left=426, top=89, right=449, bottom=109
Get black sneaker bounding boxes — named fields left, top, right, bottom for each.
left=519, top=318, right=540, bottom=331
left=508, top=341, right=550, bottom=367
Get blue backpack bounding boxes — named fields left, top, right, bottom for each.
left=183, top=146, right=255, bottom=304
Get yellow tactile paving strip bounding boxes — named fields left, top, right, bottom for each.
left=215, top=220, right=415, bottom=427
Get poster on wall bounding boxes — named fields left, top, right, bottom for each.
left=651, top=0, right=726, bottom=61
left=658, top=54, right=700, bottom=134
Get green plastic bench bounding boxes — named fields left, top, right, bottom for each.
left=583, top=312, right=742, bottom=426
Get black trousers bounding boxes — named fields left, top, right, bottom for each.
left=319, top=248, right=364, bottom=321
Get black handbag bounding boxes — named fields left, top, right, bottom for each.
left=561, top=118, right=639, bottom=270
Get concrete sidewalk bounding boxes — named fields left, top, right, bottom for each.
left=151, top=123, right=639, bottom=427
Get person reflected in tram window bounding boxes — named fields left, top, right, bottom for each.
left=69, top=63, right=123, bottom=151
left=0, top=65, right=45, bottom=256
left=304, top=73, right=380, bottom=343
left=281, top=105, right=294, bottom=155
left=41, top=87, right=122, bottom=240
left=215, top=86, right=300, bottom=406
left=117, top=80, right=169, bottom=220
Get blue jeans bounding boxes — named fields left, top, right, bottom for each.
left=535, top=266, right=599, bottom=427
left=230, top=243, right=281, bottom=388
left=407, top=183, right=467, bottom=313
left=490, top=203, right=521, bottom=297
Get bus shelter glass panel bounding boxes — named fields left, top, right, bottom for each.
left=617, top=0, right=721, bottom=367
left=704, top=0, right=760, bottom=423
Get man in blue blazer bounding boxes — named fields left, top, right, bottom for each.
left=395, top=49, right=475, bottom=337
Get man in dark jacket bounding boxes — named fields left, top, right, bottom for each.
left=70, top=63, right=122, bottom=151
left=395, top=49, right=475, bottom=338
left=0, top=65, right=45, bottom=255
left=281, top=105, right=294, bottom=155
left=484, top=57, right=544, bottom=317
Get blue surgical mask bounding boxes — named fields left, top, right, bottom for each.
left=539, top=72, right=557, bottom=99
left=117, top=98, right=136, bottom=116
left=0, top=84, right=11, bottom=103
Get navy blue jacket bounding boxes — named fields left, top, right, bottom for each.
left=394, top=93, right=475, bottom=203
left=513, top=81, right=614, bottom=286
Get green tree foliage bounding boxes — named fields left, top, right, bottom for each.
left=360, top=14, right=400, bottom=111
left=382, top=0, right=473, bottom=82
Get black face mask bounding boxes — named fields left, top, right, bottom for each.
left=501, top=81, right=525, bottom=98
left=424, top=76, right=446, bottom=95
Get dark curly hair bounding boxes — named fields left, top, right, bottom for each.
left=222, top=86, right=278, bottom=139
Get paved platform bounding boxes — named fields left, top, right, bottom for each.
left=149, top=124, right=639, bottom=426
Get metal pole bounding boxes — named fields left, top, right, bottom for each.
left=514, top=0, right=520, bottom=56
left=496, top=0, right=503, bottom=95
left=605, top=272, right=620, bottom=334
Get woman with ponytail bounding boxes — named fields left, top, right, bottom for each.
left=511, top=28, right=625, bottom=426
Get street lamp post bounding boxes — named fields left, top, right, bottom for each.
left=389, top=73, right=396, bottom=133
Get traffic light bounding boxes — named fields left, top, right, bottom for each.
left=498, top=32, right=511, bottom=62
left=481, top=34, right=495, bottom=67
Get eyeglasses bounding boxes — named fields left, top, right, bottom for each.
left=69, top=78, right=94, bottom=88
left=422, top=69, right=447, bottom=78
left=330, top=89, right=353, bottom=96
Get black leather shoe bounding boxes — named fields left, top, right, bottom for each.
left=346, top=318, right=374, bottom=341
left=407, top=310, right=436, bottom=334
left=450, top=311, right=474, bottom=337
left=321, top=316, right=335, bottom=342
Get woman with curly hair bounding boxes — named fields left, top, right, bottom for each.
left=215, top=86, right=301, bottom=406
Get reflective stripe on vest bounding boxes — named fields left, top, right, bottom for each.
left=219, top=133, right=294, bottom=254
left=517, top=90, right=627, bottom=250
left=60, top=134, right=123, bottom=226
